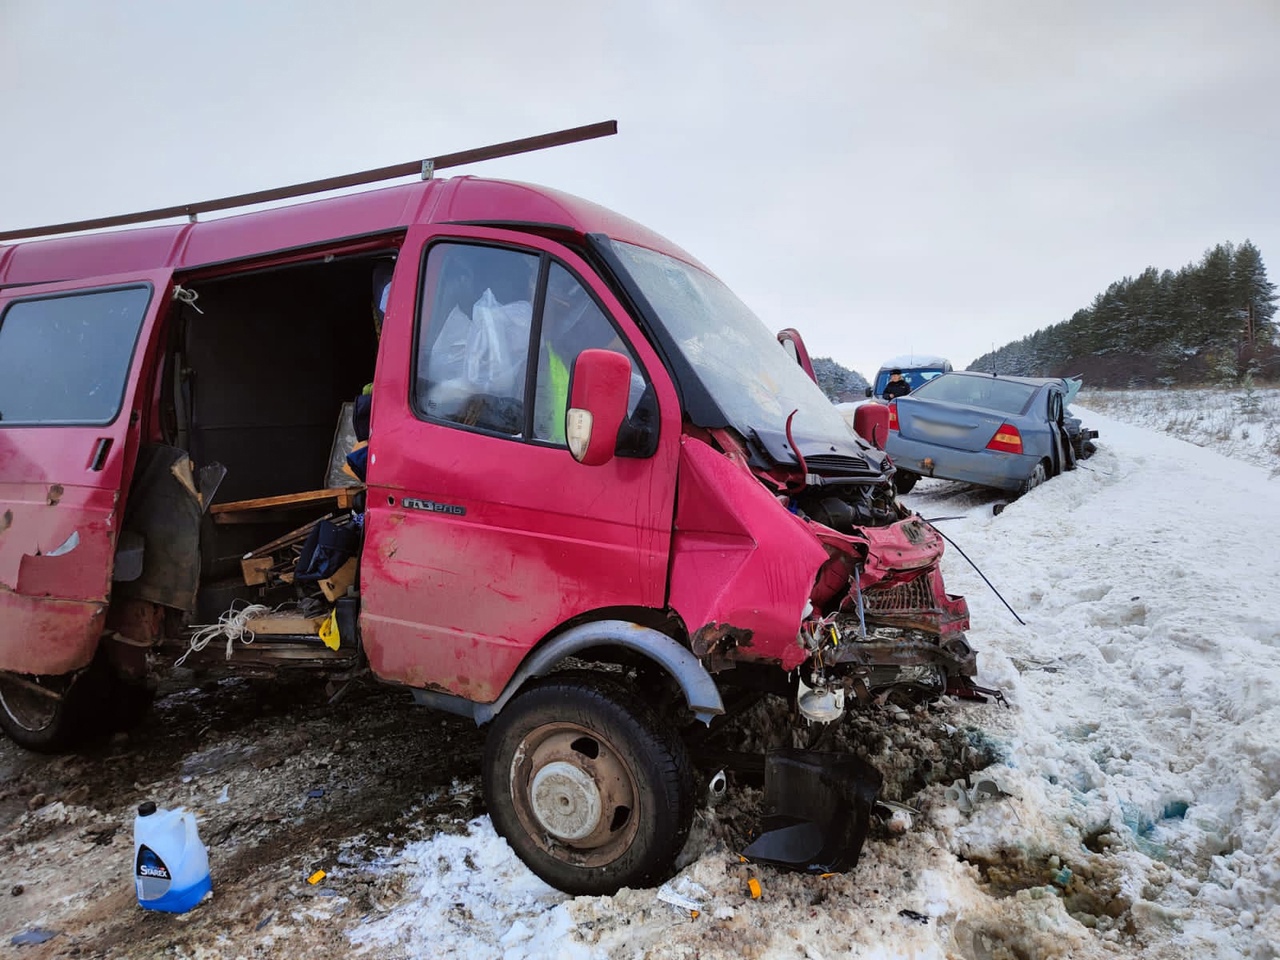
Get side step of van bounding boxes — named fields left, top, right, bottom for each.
left=154, top=633, right=363, bottom=677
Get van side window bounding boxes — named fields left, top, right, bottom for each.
left=415, top=244, right=538, bottom=436
left=0, top=285, right=152, bottom=426
left=533, top=263, right=645, bottom=443
left=414, top=244, right=656, bottom=454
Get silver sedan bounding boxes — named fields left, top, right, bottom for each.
left=883, top=372, right=1098, bottom=495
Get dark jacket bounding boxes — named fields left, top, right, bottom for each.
left=882, top=378, right=911, bottom=400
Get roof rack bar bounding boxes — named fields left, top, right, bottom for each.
left=0, top=120, right=618, bottom=243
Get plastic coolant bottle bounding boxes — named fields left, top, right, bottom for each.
left=133, top=801, right=212, bottom=913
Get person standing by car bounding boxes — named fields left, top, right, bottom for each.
left=882, top=368, right=911, bottom=400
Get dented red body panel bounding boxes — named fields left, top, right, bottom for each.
left=0, top=593, right=106, bottom=675
left=0, top=476, right=117, bottom=674
left=668, top=436, right=828, bottom=672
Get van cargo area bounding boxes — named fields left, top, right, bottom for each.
left=112, top=253, right=392, bottom=676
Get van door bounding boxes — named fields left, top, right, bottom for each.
left=0, top=270, right=172, bottom=675
left=360, top=226, right=680, bottom=702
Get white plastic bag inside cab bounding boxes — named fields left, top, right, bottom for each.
left=465, top=288, right=532, bottom=398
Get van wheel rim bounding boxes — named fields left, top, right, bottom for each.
left=0, top=678, right=60, bottom=733
left=510, top=723, right=639, bottom=866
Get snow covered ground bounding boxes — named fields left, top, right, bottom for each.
left=346, top=391, right=1280, bottom=960
left=2, top=388, right=1277, bottom=959
left=1079, top=385, right=1280, bottom=477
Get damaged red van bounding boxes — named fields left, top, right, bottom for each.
left=0, top=127, right=980, bottom=894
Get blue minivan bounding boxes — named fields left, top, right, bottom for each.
left=865, top=354, right=953, bottom=400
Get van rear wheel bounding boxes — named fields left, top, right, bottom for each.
left=0, top=669, right=87, bottom=753
left=482, top=674, right=695, bottom=896
left=0, top=652, right=152, bottom=752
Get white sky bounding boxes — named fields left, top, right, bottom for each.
left=2, top=1, right=1278, bottom=377
left=341, top=396, right=1280, bottom=958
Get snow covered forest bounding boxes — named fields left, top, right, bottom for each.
left=969, top=241, right=1280, bottom=387
left=812, top=356, right=870, bottom=402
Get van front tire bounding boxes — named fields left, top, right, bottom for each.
left=482, top=674, right=695, bottom=896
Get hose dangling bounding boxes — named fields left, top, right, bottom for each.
left=924, top=520, right=1027, bottom=626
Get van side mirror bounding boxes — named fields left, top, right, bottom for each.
left=776, top=328, right=817, bottom=384
left=865, top=387, right=873, bottom=398
left=566, top=349, right=631, bottom=466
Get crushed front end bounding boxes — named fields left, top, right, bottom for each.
left=803, top=514, right=979, bottom=708
left=670, top=426, right=993, bottom=874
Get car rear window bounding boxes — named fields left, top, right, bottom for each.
left=0, top=285, right=152, bottom=426
left=913, top=375, right=1037, bottom=416
left=874, top=366, right=948, bottom=395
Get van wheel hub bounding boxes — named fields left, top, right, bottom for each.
left=511, top=723, right=638, bottom=863
left=530, top=761, right=602, bottom=840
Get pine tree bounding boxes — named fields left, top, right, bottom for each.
left=1196, top=243, right=1237, bottom=352
left=810, top=357, right=869, bottom=401
left=1231, top=240, right=1277, bottom=348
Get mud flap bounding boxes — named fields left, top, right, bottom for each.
left=742, top=747, right=882, bottom=873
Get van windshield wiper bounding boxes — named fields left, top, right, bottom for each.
left=752, top=412, right=888, bottom=490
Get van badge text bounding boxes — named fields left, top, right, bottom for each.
left=403, top=498, right=466, bottom=517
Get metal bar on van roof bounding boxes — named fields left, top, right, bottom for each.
left=0, top=120, right=618, bottom=243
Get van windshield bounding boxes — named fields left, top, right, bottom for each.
left=608, top=240, right=853, bottom=451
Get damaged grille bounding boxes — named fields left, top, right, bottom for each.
left=803, top=454, right=881, bottom=476
left=863, top=575, right=936, bottom=615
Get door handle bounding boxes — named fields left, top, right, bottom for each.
left=89, top=437, right=112, bottom=471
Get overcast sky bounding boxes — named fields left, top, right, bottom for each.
left=2, top=1, right=1277, bottom=377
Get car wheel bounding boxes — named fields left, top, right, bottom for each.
left=893, top=470, right=919, bottom=495
left=1020, top=462, right=1048, bottom=496
left=483, top=674, right=695, bottom=896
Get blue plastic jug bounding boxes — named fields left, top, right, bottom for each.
left=133, top=801, right=211, bottom=913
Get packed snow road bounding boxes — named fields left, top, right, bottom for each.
left=0, top=405, right=1276, bottom=959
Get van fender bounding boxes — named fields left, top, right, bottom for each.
left=473, top=619, right=724, bottom=726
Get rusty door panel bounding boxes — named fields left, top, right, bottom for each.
left=0, top=591, right=106, bottom=674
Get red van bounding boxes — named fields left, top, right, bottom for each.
left=0, top=151, right=978, bottom=894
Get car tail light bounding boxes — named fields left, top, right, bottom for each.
left=986, top=423, right=1023, bottom=454
left=887, top=402, right=899, bottom=431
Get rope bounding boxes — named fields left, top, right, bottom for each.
left=174, top=601, right=271, bottom=666
left=172, top=286, right=205, bottom=315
